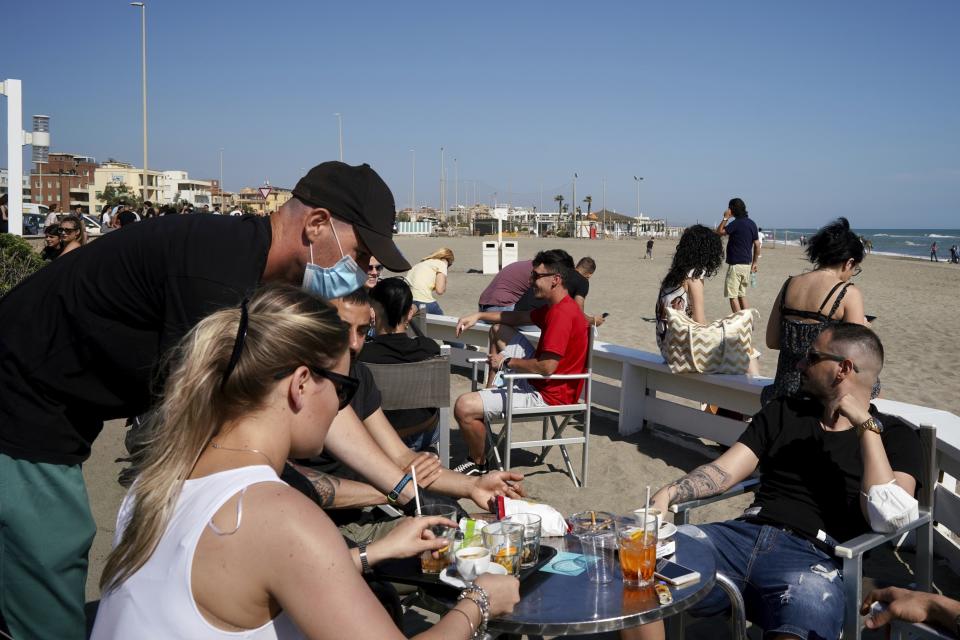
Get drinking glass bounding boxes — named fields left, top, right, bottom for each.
left=417, top=504, right=458, bottom=573
left=504, top=513, right=542, bottom=568
left=616, top=514, right=658, bottom=587
left=482, top=521, right=523, bottom=576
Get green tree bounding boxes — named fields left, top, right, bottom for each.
left=396, top=212, right=411, bottom=222
left=553, top=194, right=564, bottom=214
left=96, top=184, right=143, bottom=209
left=0, top=233, right=45, bottom=297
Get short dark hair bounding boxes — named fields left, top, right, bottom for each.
left=369, top=277, right=413, bottom=329
left=728, top=198, right=748, bottom=218
left=806, top=217, right=864, bottom=267
left=824, top=322, right=884, bottom=367
left=576, top=256, right=596, bottom=274
left=44, top=224, right=60, bottom=236
left=532, top=249, right=574, bottom=287
left=341, top=286, right=370, bottom=308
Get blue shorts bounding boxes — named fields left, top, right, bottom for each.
left=681, top=520, right=843, bottom=640
left=479, top=304, right=515, bottom=312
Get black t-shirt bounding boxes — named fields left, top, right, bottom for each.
left=303, top=361, right=382, bottom=477
left=738, top=397, right=923, bottom=543
left=0, top=214, right=271, bottom=464
left=358, top=334, right=440, bottom=430
left=724, top=216, right=759, bottom=265
left=515, top=269, right=589, bottom=312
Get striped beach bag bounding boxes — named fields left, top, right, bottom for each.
left=660, top=307, right=759, bottom=374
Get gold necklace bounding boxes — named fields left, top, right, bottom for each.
left=209, top=441, right=276, bottom=468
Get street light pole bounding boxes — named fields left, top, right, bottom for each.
left=131, top=2, right=148, bottom=205
left=454, top=157, right=458, bottom=225
left=219, top=148, right=223, bottom=210
left=439, top=146, right=444, bottom=221
left=410, top=149, right=415, bottom=211
left=634, top=175, right=644, bottom=221
left=572, top=172, right=578, bottom=237
left=602, top=178, right=607, bottom=237
left=334, top=113, right=343, bottom=162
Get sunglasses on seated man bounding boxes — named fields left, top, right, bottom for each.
left=804, top=348, right=860, bottom=373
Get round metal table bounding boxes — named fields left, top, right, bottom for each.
left=418, top=531, right=716, bottom=636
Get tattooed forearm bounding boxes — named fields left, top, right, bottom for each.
left=297, top=466, right=341, bottom=508
left=667, top=463, right=730, bottom=505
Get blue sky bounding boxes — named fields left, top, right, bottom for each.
left=2, top=1, right=957, bottom=228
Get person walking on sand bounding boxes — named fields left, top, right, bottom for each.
left=930, top=241, right=939, bottom=262
left=406, top=248, right=454, bottom=315
left=645, top=237, right=654, bottom=259
left=715, top=197, right=760, bottom=312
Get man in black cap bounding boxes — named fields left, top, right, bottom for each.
left=0, top=162, right=410, bottom=640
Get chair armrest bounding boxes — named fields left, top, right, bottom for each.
left=833, top=509, right=932, bottom=559
left=467, top=357, right=488, bottom=363
left=669, top=478, right=761, bottom=514
left=503, top=373, right=590, bottom=381
left=890, top=620, right=954, bottom=640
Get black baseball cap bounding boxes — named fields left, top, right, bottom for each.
left=292, top=161, right=410, bottom=272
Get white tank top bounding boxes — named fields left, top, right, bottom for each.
left=91, top=465, right=308, bottom=640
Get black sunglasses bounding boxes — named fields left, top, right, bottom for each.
left=59, top=226, right=79, bottom=234
left=272, top=366, right=359, bottom=410
left=530, top=270, right=558, bottom=281
left=368, top=264, right=384, bottom=272
left=805, top=348, right=860, bottom=373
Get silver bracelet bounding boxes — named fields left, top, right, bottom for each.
left=458, top=585, right=490, bottom=638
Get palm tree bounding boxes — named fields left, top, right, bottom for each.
left=583, top=195, right=592, bottom=217
left=553, top=194, right=564, bottom=214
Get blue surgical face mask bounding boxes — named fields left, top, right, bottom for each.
left=301, top=221, right=366, bottom=299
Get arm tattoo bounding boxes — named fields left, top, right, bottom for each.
left=667, top=463, right=730, bottom=505
left=298, top=466, right=341, bottom=508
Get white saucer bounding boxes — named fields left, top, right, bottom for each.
left=659, top=523, right=678, bottom=539
left=439, top=562, right=508, bottom=588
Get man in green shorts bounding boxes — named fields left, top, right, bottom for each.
left=716, top=197, right=760, bottom=312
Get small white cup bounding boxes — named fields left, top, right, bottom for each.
left=633, top=507, right=663, bottom=532
left=455, top=546, right=491, bottom=582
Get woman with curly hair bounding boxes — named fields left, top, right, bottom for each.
left=762, top=217, right=868, bottom=405
left=655, top=224, right=725, bottom=350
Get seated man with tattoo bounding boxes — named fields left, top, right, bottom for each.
left=638, top=324, right=923, bottom=640
left=290, top=288, right=525, bottom=544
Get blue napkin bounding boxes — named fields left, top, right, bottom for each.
left=539, top=551, right=588, bottom=576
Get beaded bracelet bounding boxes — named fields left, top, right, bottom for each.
left=458, top=585, right=490, bottom=638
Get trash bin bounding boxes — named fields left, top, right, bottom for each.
left=501, top=241, right=518, bottom=268
left=482, top=241, right=500, bottom=274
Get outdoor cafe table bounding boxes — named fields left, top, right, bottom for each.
left=415, top=531, right=716, bottom=637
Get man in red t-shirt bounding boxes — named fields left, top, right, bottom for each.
left=452, top=250, right=589, bottom=475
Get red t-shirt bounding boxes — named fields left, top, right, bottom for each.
left=529, top=295, right=589, bottom=405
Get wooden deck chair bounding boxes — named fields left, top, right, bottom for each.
left=667, top=423, right=937, bottom=640
left=363, top=345, right=452, bottom=468
left=471, top=328, right=594, bottom=487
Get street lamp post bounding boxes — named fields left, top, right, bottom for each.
left=410, top=149, right=415, bottom=212
left=219, top=148, right=224, bottom=210
left=602, top=178, right=607, bottom=237
left=131, top=2, right=148, bottom=205
left=572, top=172, right=578, bottom=237
left=453, top=157, right=458, bottom=226
left=634, top=176, right=644, bottom=234
left=334, top=113, right=343, bottom=162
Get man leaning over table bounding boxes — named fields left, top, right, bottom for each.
left=624, top=323, right=922, bottom=640
left=290, top=286, right=526, bottom=545
left=452, top=249, right=589, bottom=476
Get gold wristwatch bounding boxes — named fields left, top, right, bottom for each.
left=856, top=417, right=883, bottom=437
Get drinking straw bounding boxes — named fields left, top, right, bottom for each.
left=410, top=465, right=422, bottom=515
left=643, top=486, right=651, bottom=534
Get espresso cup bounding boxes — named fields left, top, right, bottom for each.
left=633, top=507, right=663, bottom=532
left=455, top=546, right=491, bottom=583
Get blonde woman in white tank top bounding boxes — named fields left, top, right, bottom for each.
left=92, top=285, right=519, bottom=639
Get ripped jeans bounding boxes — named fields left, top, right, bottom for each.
left=680, top=520, right=844, bottom=640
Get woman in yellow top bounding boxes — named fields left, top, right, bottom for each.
left=406, top=248, right=454, bottom=314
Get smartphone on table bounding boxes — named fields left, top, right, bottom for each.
left=655, top=559, right=700, bottom=586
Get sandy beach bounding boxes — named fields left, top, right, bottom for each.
left=83, top=233, right=960, bottom=635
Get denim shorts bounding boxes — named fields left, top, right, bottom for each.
left=680, top=520, right=844, bottom=640
left=479, top=304, right=515, bottom=312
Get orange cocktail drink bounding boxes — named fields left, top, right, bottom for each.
left=617, top=515, right=658, bottom=587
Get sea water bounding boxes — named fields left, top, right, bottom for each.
left=769, top=229, right=960, bottom=261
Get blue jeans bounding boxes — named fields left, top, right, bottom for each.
left=479, top=304, right=515, bottom=312
left=401, top=425, right=440, bottom=453
left=418, top=301, right=444, bottom=315
left=680, top=520, right=844, bottom=640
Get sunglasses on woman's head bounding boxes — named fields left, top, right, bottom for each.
left=272, top=366, right=359, bottom=410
